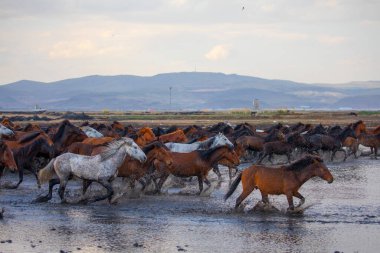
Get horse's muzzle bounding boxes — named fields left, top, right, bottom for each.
left=327, top=177, right=334, bottom=184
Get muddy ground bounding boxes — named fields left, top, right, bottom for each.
left=1, top=154, right=380, bottom=253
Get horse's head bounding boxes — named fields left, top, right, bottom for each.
left=220, top=147, right=240, bottom=166
left=0, top=124, right=15, bottom=137
left=148, top=143, right=173, bottom=167
left=122, top=137, right=147, bottom=163
left=0, top=141, right=17, bottom=172
left=353, top=120, right=366, bottom=135
left=39, top=131, right=54, bottom=147
left=311, top=156, right=333, bottom=183
left=211, top=133, right=234, bottom=150
left=139, top=127, right=156, bottom=142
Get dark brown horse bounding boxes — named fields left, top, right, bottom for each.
left=307, top=126, right=356, bottom=161
left=225, top=155, right=333, bottom=211
left=257, top=140, right=293, bottom=164
left=0, top=140, right=18, bottom=179
left=152, top=146, right=240, bottom=194
left=3, top=131, right=55, bottom=188
left=52, top=120, right=87, bottom=154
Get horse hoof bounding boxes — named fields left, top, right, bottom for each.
left=32, top=196, right=50, bottom=203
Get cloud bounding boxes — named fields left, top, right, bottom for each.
left=317, top=35, right=346, bottom=45
left=205, top=45, right=229, bottom=61
left=169, top=0, right=187, bottom=7
left=260, top=4, right=275, bottom=12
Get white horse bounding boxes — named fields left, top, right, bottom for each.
left=165, top=132, right=233, bottom=153
left=81, top=126, right=103, bottom=138
left=36, top=137, right=146, bottom=204
left=0, top=124, right=14, bottom=138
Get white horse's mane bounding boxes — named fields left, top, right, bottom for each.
left=99, top=138, right=132, bottom=161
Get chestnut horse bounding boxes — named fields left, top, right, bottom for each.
left=225, top=155, right=333, bottom=211
left=0, top=140, right=18, bottom=179
left=134, top=127, right=156, bottom=147
left=151, top=146, right=240, bottom=194
left=158, top=130, right=188, bottom=143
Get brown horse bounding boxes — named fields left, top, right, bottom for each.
left=4, top=131, right=55, bottom=188
left=225, top=155, right=333, bottom=211
left=158, top=129, right=188, bottom=143
left=82, top=137, right=114, bottom=146
left=152, top=146, right=240, bottom=194
left=0, top=140, right=18, bottom=179
left=134, top=127, right=156, bottom=147
left=52, top=120, right=87, bottom=154
left=66, top=142, right=100, bottom=156
left=357, top=133, right=380, bottom=159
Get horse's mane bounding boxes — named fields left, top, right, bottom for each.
left=352, top=120, right=364, bottom=129
left=198, top=146, right=227, bottom=160
left=285, top=155, right=323, bottom=171
left=18, top=137, right=49, bottom=156
left=142, top=141, right=168, bottom=153
left=53, top=120, right=71, bottom=142
left=138, top=127, right=154, bottom=136
left=99, top=138, right=131, bottom=161
left=18, top=131, right=41, bottom=144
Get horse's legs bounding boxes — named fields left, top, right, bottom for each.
left=235, top=184, right=255, bottom=209
left=294, top=192, right=305, bottom=208
left=268, top=154, right=274, bottom=164
left=155, top=173, right=170, bottom=193
left=228, top=167, right=237, bottom=181
left=58, top=179, right=68, bottom=204
left=87, top=179, right=114, bottom=203
left=257, top=153, right=266, bottom=164
left=260, top=191, right=270, bottom=205
left=82, top=179, right=93, bottom=195
left=33, top=178, right=60, bottom=203
left=204, top=177, right=211, bottom=188
left=197, top=176, right=203, bottom=195
left=286, top=192, right=295, bottom=211
left=212, top=164, right=222, bottom=181
left=374, top=147, right=378, bottom=159
left=330, top=150, right=336, bottom=161
left=286, top=153, right=292, bottom=164
left=4, top=168, right=24, bottom=189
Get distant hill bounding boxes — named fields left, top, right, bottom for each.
left=0, top=72, right=379, bottom=110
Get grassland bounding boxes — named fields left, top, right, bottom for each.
left=2, top=109, right=380, bottom=128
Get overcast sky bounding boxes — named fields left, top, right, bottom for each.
left=0, top=0, right=379, bottom=85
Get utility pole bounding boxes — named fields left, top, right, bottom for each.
left=169, top=86, right=172, bottom=112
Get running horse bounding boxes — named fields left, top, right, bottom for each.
left=158, top=129, right=188, bottom=143
left=84, top=141, right=173, bottom=201
left=52, top=120, right=88, bottom=155
left=35, top=137, right=146, bottom=204
left=150, top=146, right=240, bottom=194
left=0, top=140, right=18, bottom=179
left=225, top=155, right=333, bottom=211
left=3, top=131, right=55, bottom=189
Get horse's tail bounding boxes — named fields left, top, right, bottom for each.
left=224, top=172, right=242, bottom=201
left=38, top=158, right=56, bottom=185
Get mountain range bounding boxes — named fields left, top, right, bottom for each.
left=0, top=72, right=379, bottom=111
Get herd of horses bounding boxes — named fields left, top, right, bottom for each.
left=0, top=117, right=379, bottom=211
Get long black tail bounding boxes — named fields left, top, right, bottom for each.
left=224, top=172, right=242, bottom=201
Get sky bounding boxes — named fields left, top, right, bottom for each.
left=0, top=0, right=379, bottom=85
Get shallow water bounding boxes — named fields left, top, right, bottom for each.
left=1, top=157, right=380, bottom=253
